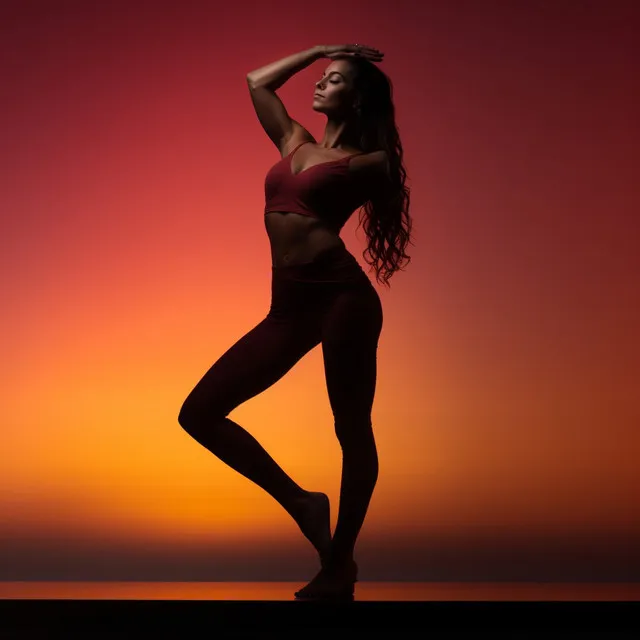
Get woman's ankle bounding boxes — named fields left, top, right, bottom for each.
left=323, top=550, right=355, bottom=570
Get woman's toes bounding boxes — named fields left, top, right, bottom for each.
left=294, top=562, right=358, bottom=600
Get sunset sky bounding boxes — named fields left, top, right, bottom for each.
left=1, top=0, right=638, bottom=582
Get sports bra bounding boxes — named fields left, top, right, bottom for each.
left=264, top=141, right=370, bottom=232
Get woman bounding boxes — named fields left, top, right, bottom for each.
left=178, top=43, right=412, bottom=600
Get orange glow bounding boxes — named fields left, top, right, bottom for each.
left=1, top=1, right=638, bottom=581
left=1, top=581, right=639, bottom=601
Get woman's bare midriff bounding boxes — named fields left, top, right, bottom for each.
left=265, top=211, right=346, bottom=267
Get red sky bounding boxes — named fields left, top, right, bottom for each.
left=1, top=0, right=638, bottom=581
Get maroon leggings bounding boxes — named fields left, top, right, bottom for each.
left=180, top=244, right=383, bottom=427
left=178, top=244, right=383, bottom=565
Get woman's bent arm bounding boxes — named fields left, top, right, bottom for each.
left=247, top=46, right=324, bottom=91
left=247, top=47, right=324, bottom=150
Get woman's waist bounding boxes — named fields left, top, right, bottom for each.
left=270, top=242, right=369, bottom=288
left=266, top=212, right=345, bottom=267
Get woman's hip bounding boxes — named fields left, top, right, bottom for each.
left=269, top=245, right=380, bottom=320
left=271, top=244, right=368, bottom=284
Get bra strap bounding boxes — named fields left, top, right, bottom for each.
left=290, top=140, right=312, bottom=157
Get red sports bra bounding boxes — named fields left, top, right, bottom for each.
left=264, top=141, right=370, bottom=232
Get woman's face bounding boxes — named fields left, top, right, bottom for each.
left=312, top=59, right=357, bottom=116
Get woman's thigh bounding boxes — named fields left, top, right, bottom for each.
left=179, top=314, right=322, bottom=422
left=320, top=284, right=383, bottom=422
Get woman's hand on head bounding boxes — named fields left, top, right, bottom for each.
left=321, top=44, right=384, bottom=62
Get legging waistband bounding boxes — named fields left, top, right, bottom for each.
left=271, top=245, right=368, bottom=285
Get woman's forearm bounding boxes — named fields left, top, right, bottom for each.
left=246, top=46, right=324, bottom=91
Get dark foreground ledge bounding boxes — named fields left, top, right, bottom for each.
left=0, top=600, right=638, bottom=637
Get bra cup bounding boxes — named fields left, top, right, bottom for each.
left=264, top=149, right=369, bottom=231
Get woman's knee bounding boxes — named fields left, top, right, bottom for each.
left=177, top=399, right=202, bottom=433
left=177, top=394, right=229, bottom=434
left=333, top=413, right=376, bottom=448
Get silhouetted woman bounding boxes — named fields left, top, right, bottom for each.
left=178, top=43, right=412, bottom=600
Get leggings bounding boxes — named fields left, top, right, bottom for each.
left=178, top=243, right=383, bottom=564
left=180, top=244, right=383, bottom=429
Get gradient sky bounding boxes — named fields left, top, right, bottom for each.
left=1, top=0, right=638, bottom=582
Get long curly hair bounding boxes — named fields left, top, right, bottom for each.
left=342, top=56, right=413, bottom=288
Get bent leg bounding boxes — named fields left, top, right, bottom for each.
left=178, top=313, right=322, bottom=514
left=179, top=313, right=322, bottom=423
left=321, top=284, right=383, bottom=566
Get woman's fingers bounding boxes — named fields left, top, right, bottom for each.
left=352, top=44, right=384, bottom=59
left=323, top=44, right=384, bottom=60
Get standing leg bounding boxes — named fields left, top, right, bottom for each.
left=178, top=312, right=330, bottom=551
left=295, top=282, right=383, bottom=598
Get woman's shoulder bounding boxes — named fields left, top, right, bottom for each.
left=348, top=149, right=390, bottom=177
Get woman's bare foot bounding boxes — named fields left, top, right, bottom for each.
left=294, top=558, right=358, bottom=600
left=290, top=491, right=332, bottom=563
